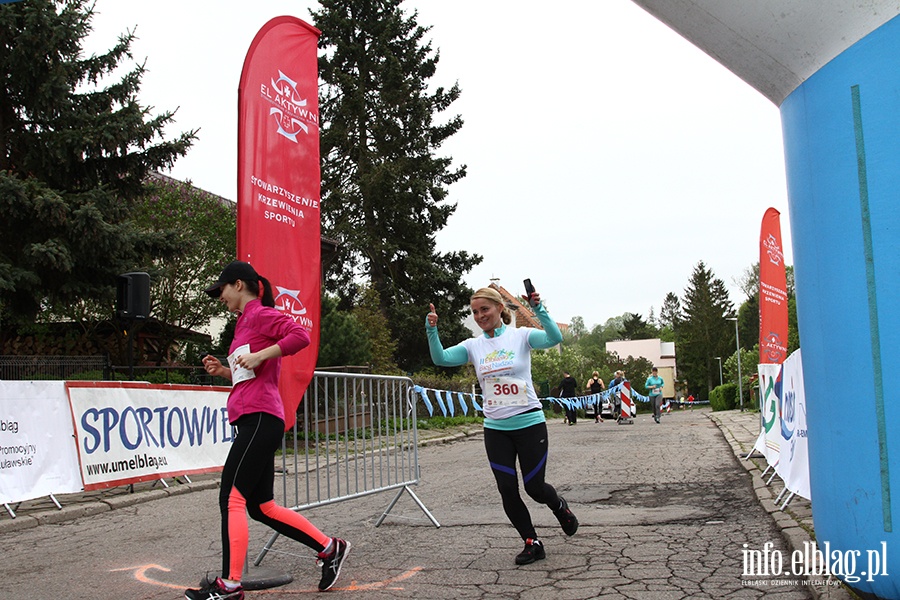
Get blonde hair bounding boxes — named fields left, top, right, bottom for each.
left=471, top=287, right=512, bottom=325
left=592, top=371, right=600, bottom=378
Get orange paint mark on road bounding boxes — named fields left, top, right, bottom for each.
left=110, top=564, right=183, bottom=590
left=113, top=563, right=423, bottom=594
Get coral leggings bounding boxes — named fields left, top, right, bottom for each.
left=219, top=412, right=330, bottom=580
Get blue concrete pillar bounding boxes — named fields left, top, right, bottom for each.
left=781, top=14, right=900, bottom=599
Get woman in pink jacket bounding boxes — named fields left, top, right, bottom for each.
left=185, top=261, right=350, bottom=600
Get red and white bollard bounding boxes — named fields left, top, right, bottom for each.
left=618, top=381, right=634, bottom=424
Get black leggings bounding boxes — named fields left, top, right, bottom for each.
left=483, top=422, right=562, bottom=541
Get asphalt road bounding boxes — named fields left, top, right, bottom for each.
left=1, top=408, right=817, bottom=599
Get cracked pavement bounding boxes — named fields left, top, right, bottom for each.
left=0, top=407, right=830, bottom=599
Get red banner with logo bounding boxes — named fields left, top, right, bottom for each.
left=238, top=17, right=321, bottom=430
left=759, top=208, right=788, bottom=364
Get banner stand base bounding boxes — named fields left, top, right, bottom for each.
left=241, top=567, right=293, bottom=591
left=202, top=567, right=293, bottom=591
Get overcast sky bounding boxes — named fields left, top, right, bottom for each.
left=84, top=0, right=792, bottom=329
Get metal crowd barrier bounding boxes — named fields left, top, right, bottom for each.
left=254, top=371, right=439, bottom=565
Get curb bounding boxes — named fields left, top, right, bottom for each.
left=417, top=428, right=479, bottom=448
left=0, top=479, right=220, bottom=535
left=707, top=412, right=856, bottom=600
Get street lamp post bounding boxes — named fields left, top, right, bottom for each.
left=727, top=317, right=743, bottom=411
left=714, top=356, right=723, bottom=387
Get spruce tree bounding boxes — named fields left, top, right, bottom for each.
left=678, top=261, right=735, bottom=394
left=312, top=0, right=481, bottom=372
left=0, top=0, right=195, bottom=329
left=659, top=292, right=682, bottom=330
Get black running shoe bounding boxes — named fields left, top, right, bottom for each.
left=515, top=538, right=546, bottom=565
left=553, top=496, right=579, bottom=536
left=317, top=538, right=351, bottom=591
left=184, top=577, right=244, bottom=600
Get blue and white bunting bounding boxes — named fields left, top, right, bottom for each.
left=445, top=390, right=455, bottom=417
left=414, top=385, right=434, bottom=416
left=412, top=383, right=709, bottom=418
left=411, top=386, right=485, bottom=417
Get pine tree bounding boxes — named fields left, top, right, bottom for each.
left=312, top=0, right=481, bottom=372
left=659, top=292, right=682, bottom=330
left=678, top=261, right=735, bottom=394
left=621, top=312, right=654, bottom=340
left=0, top=0, right=195, bottom=329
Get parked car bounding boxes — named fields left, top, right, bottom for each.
left=585, top=395, right=615, bottom=420
left=600, top=395, right=615, bottom=419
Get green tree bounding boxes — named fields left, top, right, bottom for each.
left=723, top=345, right=759, bottom=409
left=621, top=312, right=655, bottom=340
left=574, top=328, right=616, bottom=377
left=736, top=262, right=760, bottom=298
left=677, top=261, right=735, bottom=396
left=0, top=0, right=195, bottom=331
left=659, top=291, right=681, bottom=342
left=313, top=0, right=481, bottom=372
left=131, top=176, right=236, bottom=363
left=569, top=316, right=587, bottom=339
left=532, top=345, right=592, bottom=396
left=591, top=316, right=625, bottom=344
left=352, top=284, right=399, bottom=373
left=736, top=293, right=758, bottom=352
left=531, top=348, right=566, bottom=396
left=317, top=294, right=371, bottom=368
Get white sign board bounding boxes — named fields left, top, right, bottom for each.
left=777, top=349, right=810, bottom=500
left=0, top=381, right=83, bottom=504
left=66, top=382, right=232, bottom=490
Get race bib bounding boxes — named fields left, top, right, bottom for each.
left=227, top=344, right=257, bottom=385
left=484, top=376, right=528, bottom=407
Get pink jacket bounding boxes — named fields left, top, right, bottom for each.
left=227, top=299, right=310, bottom=423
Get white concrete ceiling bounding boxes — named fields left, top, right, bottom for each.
left=630, top=0, right=900, bottom=105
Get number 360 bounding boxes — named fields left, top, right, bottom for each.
left=493, top=383, right=519, bottom=395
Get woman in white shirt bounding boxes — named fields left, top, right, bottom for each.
left=425, top=286, right=578, bottom=565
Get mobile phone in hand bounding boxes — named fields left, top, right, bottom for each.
left=523, top=279, right=535, bottom=304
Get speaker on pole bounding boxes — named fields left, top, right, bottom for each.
left=116, top=272, right=151, bottom=320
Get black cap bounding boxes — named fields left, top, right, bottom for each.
left=204, top=261, right=259, bottom=298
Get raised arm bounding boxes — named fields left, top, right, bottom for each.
left=527, top=301, right=563, bottom=349
left=425, top=303, right=469, bottom=367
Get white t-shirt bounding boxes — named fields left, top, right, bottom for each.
left=461, top=326, right=542, bottom=420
